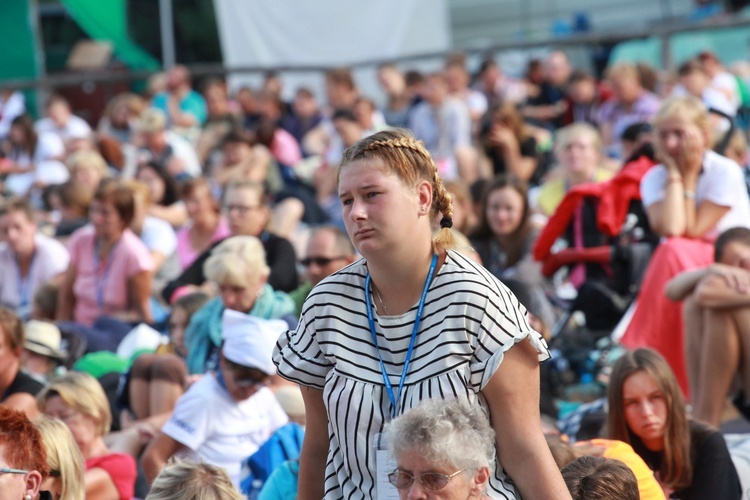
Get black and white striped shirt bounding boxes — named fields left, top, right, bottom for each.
left=273, top=250, right=551, bottom=499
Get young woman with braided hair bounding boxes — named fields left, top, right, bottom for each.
left=274, top=128, right=569, bottom=499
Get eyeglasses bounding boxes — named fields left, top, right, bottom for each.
left=0, top=468, right=29, bottom=475
left=223, top=204, right=261, bottom=215
left=387, top=468, right=468, bottom=490
left=300, top=256, right=348, bottom=267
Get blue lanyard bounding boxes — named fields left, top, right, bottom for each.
left=93, top=239, right=118, bottom=309
left=365, top=253, right=438, bottom=419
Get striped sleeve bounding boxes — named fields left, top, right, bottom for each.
left=463, top=255, right=551, bottom=391
left=273, top=297, right=333, bottom=389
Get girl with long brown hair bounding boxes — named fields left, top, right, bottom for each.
left=607, top=348, right=740, bottom=499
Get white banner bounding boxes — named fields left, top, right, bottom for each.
left=213, top=0, right=450, bottom=98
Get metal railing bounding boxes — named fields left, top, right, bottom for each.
left=3, top=12, right=750, bottom=92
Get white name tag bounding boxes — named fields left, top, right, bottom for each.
left=373, top=432, right=399, bottom=500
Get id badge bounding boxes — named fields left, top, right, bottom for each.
left=373, top=432, right=399, bottom=500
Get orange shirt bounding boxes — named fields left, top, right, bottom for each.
left=576, top=438, right=666, bottom=500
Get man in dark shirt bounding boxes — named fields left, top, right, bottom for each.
left=523, top=51, right=572, bottom=130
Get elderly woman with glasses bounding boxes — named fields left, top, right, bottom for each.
left=142, top=310, right=289, bottom=488
left=383, top=398, right=495, bottom=499
left=0, top=407, right=47, bottom=500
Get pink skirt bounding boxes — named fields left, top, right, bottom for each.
left=620, top=237, right=714, bottom=398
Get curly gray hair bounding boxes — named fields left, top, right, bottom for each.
left=384, top=398, right=496, bottom=472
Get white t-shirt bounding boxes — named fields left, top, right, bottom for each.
left=35, top=115, right=92, bottom=142
left=640, top=150, right=750, bottom=239
left=0, top=233, right=70, bottom=317
left=6, top=132, right=65, bottom=195
left=166, top=131, right=201, bottom=177
left=139, top=216, right=177, bottom=258
left=711, top=71, right=741, bottom=111
left=161, top=374, right=288, bottom=487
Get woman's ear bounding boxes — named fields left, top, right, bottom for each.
left=25, top=470, right=42, bottom=499
left=470, top=466, right=491, bottom=496
left=417, top=179, right=433, bottom=215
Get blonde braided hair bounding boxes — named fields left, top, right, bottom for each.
left=339, top=128, right=457, bottom=253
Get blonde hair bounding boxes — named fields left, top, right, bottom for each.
left=338, top=128, right=457, bottom=253
left=66, top=151, right=109, bottom=177
left=653, top=96, right=710, bottom=136
left=34, top=415, right=85, bottom=500
left=37, top=372, right=112, bottom=437
left=606, top=63, right=639, bottom=83
left=146, top=459, right=244, bottom=500
left=554, top=123, right=603, bottom=161
left=204, top=235, right=269, bottom=288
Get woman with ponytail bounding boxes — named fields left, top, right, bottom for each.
left=274, top=128, right=569, bottom=499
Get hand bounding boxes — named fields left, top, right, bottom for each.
left=134, top=422, right=158, bottom=443
left=708, top=263, right=750, bottom=293
left=488, top=125, right=517, bottom=149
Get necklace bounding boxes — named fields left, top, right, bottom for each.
left=373, top=283, right=390, bottom=316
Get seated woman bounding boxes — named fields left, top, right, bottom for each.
left=481, top=102, right=541, bottom=184
left=0, top=407, right=47, bottom=499
left=470, top=175, right=556, bottom=330
left=607, top=348, right=741, bottom=500
left=175, top=177, right=229, bottom=271
left=535, top=123, right=613, bottom=217
left=183, top=235, right=295, bottom=375
left=37, top=372, right=137, bottom=500
left=666, top=227, right=750, bottom=426
left=2, top=114, right=65, bottom=196
left=56, top=181, right=154, bottom=353
left=142, top=309, right=289, bottom=488
left=34, top=415, right=85, bottom=500
left=383, top=398, right=494, bottom=499
left=0, top=308, right=43, bottom=419
left=534, top=123, right=613, bottom=218
left=620, top=96, right=750, bottom=394
left=135, top=161, right=187, bottom=228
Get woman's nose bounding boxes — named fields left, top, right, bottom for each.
left=349, top=199, right=366, bottom=220
left=405, top=481, right=427, bottom=500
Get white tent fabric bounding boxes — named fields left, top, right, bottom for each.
left=213, top=0, right=450, bottom=98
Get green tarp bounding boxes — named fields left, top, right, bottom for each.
left=0, top=0, right=40, bottom=82
left=60, top=0, right=160, bottom=70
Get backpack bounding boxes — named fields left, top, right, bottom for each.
left=240, top=423, right=305, bottom=498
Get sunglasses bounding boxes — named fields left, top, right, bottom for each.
left=300, top=256, right=348, bottom=267
left=0, top=468, right=29, bottom=475
left=388, top=468, right=468, bottom=490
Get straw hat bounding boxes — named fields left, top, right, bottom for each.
left=24, top=321, right=66, bottom=361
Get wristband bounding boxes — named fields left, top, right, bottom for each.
left=684, top=190, right=696, bottom=200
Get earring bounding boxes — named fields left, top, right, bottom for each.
left=25, top=495, right=32, bottom=500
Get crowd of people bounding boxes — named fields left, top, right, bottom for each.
left=1, top=46, right=750, bottom=498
